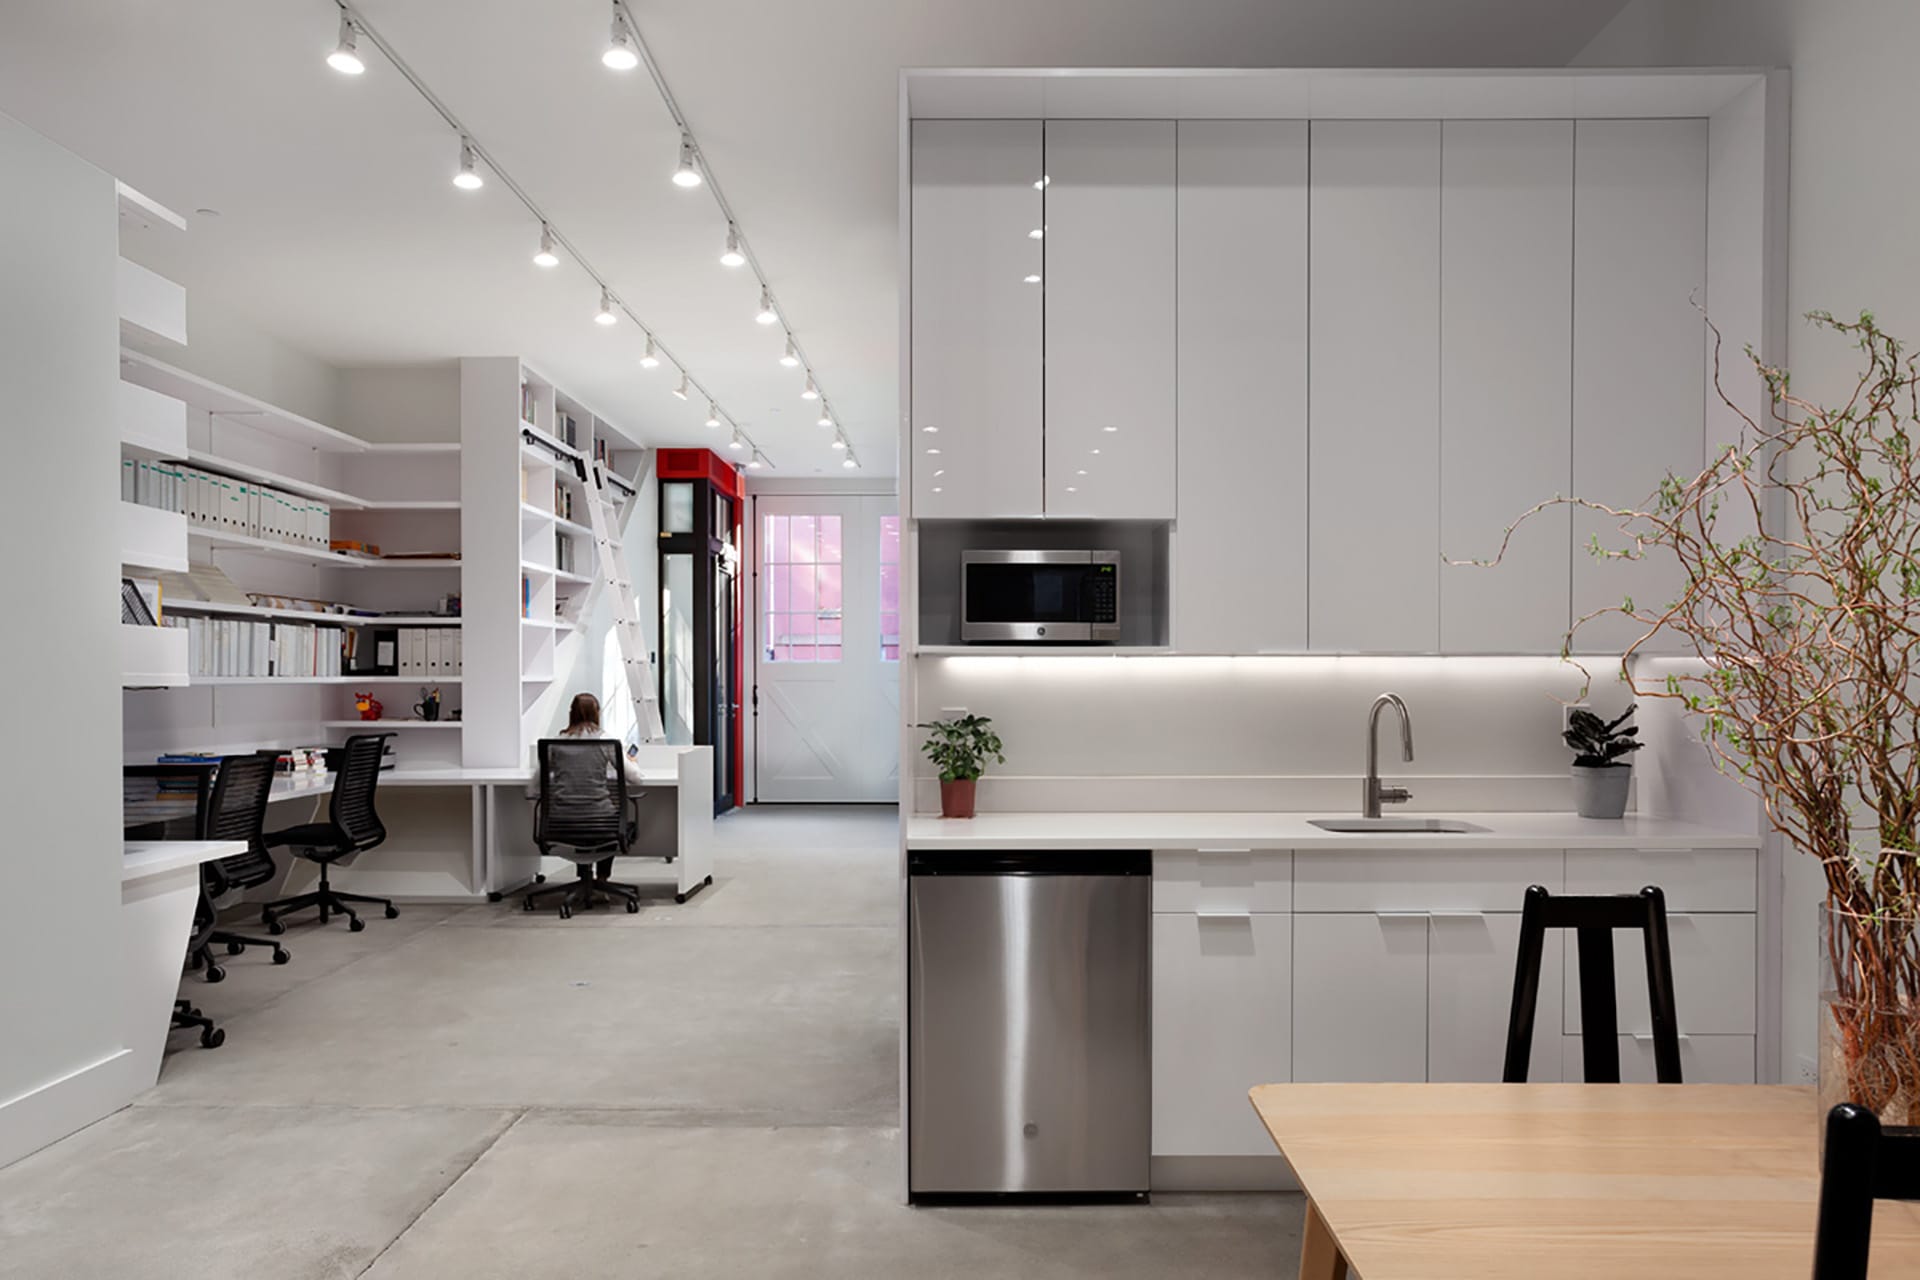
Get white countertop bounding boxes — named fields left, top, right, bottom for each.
left=122, top=840, right=247, bottom=882
left=903, top=811, right=1760, bottom=852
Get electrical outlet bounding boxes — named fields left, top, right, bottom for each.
left=1562, top=702, right=1590, bottom=731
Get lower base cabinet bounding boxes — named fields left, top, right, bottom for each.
left=1428, top=912, right=1564, bottom=1082
left=1151, top=911, right=1292, bottom=1156
left=1292, top=913, right=1428, bottom=1082
left=1563, top=1034, right=1757, bottom=1084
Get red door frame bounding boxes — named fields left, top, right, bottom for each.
left=656, top=449, right=745, bottom=809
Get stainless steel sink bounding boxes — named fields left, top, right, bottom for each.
left=1308, top=817, right=1488, bottom=834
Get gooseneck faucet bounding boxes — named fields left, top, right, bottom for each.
left=1363, top=693, right=1415, bottom=819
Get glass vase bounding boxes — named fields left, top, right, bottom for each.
left=1819, top=900, right=1920, bottom=1127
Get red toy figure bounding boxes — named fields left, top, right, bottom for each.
left=353, top=692, right=384, bottom=722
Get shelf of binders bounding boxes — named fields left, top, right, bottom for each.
left=194, top=675, right=464, bottom=687
left=163, top=601, right=462, bottom=627
left=193, top=526, right=460, bottom=569
left=320, top=719, right=461, bottom=730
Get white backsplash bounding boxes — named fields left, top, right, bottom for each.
left=911, top=653, right=1745, bottom=817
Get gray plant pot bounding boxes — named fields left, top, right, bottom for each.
left=1571, top=764, right=1632, bottom=819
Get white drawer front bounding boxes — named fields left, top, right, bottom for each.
left=1152, top=911, right=1292, bottom=1156
left=1564, top=912, right=1756, bottom=1036
left=1293, top=848, right=1562, bottom=914
left=1562, top=1033, right=1756, bottom=1085
left=1565, top=848, right=1756, bottom=912
left=1152, top=849, right=1291, bottom=914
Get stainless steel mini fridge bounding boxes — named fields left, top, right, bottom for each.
left=907, top=849, right=1151, bottom=1202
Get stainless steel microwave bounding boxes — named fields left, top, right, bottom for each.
left=960, top=550, right=1121, bottom=643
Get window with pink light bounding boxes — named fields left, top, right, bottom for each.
left=880, top=515, right=901, bottom=661
left=762, top=513, right=842, bottom=663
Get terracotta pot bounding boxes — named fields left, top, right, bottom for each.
left=939, top=778, right=977, bottom=819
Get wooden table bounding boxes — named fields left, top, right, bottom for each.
left=1250, top=1083, right=1920, bottom=1280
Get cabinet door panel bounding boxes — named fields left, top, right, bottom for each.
left=1152, top=848, right=1292, bottom=915
left=1308, top=121, right=1442, bottom=653
left=1428, top=912, right=1563, bottom=1083
left=910, top=120, right=1044, bottom=518
left=1293, top=848, right=1562, bottom=914
left=1293, top=913, right=1428, bottom=1082
left=1175, top=120, right=1308, bottom=652
left=1570, top=119, right=1707, bottom=653
left=1152, top=912, right=1292, bottom=1156
left=1564, top=1034, right=1755, bottom=1084
left=1043, top=120, right=1176, bottom=519
left=1439, top=121, right=1574, bottom=654
left=1563, top=912, right=1755, bottom=1036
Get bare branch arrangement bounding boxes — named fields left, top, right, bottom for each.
left=1451, top=310, right=1920, bottom=1117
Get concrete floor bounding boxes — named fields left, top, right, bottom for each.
left=0, top=806, right=1299, bottom=1278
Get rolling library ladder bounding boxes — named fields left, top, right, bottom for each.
left=582, top=459, right=666, bottom=744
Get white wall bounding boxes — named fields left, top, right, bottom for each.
left=1573, top=0, right=1920, bottom=1084
left=122, top=286, right=343, bottom=429
left=0, top=112, right=130, bottom=1166
left=338, top=364, right=459, bottom=445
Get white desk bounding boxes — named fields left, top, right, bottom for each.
left=122, top=840, right=243, bottom=1090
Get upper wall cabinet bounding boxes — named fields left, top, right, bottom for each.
left=910, top=120, right=1045, bottom=519
left=1175, top=121, right=1308, bottom=653
left=1571, top=119, right=1707, bottom=654
left=1438, top=121, right=1574, bottom=654
left=1308, top=121, right=1442, bottom=653
left=1043, top=121, right=1177, bottom=519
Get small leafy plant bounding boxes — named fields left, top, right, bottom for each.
left=1563, top=705, right=1642, bottom=770
left=919, top=714, right=1005, bottom=782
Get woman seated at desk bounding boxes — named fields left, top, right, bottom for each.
left=532, top=693, right=646, bottom=880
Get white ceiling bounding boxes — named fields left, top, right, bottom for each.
left=0, top=0, right=1630, bottom=477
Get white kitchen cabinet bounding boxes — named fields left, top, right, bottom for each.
left=1292, top=912, right=1429, bottom=1082
left=910, top=120, right=1045, bottom=518
left=1152, top=911, right=1292, bottom=1156
left=1565, top=1034, right=1756, bottom=1085
left=1174, top=120, right=1308, bottom=652
left=1564, top=911, right=1756, bottom=1036
left=1570, top=119, right=1708, bottom=654
left=1293, top=848, right=1562, bottom=915
left=1152, top=848, right=1291, bottom=915
left=1438, top=121, right=1575, bottom=654
left=1043, top=120, right=1177, bottom=519
left=1307, top=121, right=1443, bottom=652
left=1564, top=847, right=1755, bottom=912
left=1427, top=912, right=1564, bottom=1082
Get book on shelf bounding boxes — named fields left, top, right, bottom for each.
left=157, top=564, right=257, bottom=607
left=522, top=574, right=531, bottom=619
left=167, top=616, right=345, bottom=679
left=520, top=381, right=536, bottom=427
left=121, top=577, right=160, bottom=626
left=131, top=459, right=334, bottom=551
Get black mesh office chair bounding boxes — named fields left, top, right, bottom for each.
left=523, top=737, right=643, bottom=918
left=261, top=734, right=397, bottom=933
left=172, top=891, right=225, bottom=1049
left=187, top=751, right=289, bottom=981
left=1503, top=884, right=1683, bottom=1083
left=1814, top=1102, right=1920, bottom=1280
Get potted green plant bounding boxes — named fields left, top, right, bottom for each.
left=919, top=714, right=1005, bottom=819
left=1452, top=311, right=1920, bottom=1125
left=1564, top=705, right=1643, bottom=819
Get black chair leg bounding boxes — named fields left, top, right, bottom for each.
left=212, top=929, right=291, bottom=965
left=172, top=999, right=225, bottom=1049
left=261, top=861, right=397, bottom=931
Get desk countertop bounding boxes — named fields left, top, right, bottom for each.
left=122, top=840, right=246, bottom=882
left=904, top=810, right=1760, bottom=852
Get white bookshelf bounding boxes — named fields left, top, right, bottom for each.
left=194, top=675, right=464, bottom=687
left=122, top=625, right=188, bottom=688
left=120, top=502, right=187, bottom=573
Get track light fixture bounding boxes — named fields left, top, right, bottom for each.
left=779, top=339, right=800, bottom=369
left=755, top=289, right=778, bottom=326
left=602, top=5, right=640, bottom=70
left=720, top=227, right=745, bottom=268
left=672, top=132, right=702, bottom=188
left=672, top=373, right=690, bottom=401
left=830, top=434, right=846, bottom=451
left=800, top=375, right=819, bottom=401
left=727, top=428, right=745, bottom=453
left=533, top=225, right=559, bottom=268
left=639, top=336, right=660, bottom=369
left=841, top=455, right=858, bottom=470
left=594, top=288, right=618, bottom=325
left=746, top=450, right=765, bottom=470
left=453, top=137, right=483, bottom=190
left=705, top=402, right=722, bottom=428
left=816, top=406, right=833, bottom=428
left=327, top=11, right=365, bottom=75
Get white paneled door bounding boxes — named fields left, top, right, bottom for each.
left=753, top=495, right=901, bottom=803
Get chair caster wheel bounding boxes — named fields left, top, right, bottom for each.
left=200, top=1026, right=225, bottom=1049
left=204, top=964, right=226, bottom=984
left=557, top=904, right=573, bottom=920
left=349, top=918, right=366, bottom=933
left=535, top=874, right=547, bottom=884
left=384, top=905, right=399, bottom=919
left=488, top=892, right=503, bottom=903
left=625, top=899, right=640, bottom=914
left=704, top=876, right=713, bottom=887
left=272, top=947, right=290, bottom=965
left=226, top=940, right=246, bottom=955
left=266, top=920, right=286, bottom=936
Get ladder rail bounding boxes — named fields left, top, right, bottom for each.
left=581, top=459, right=666, bottom=743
